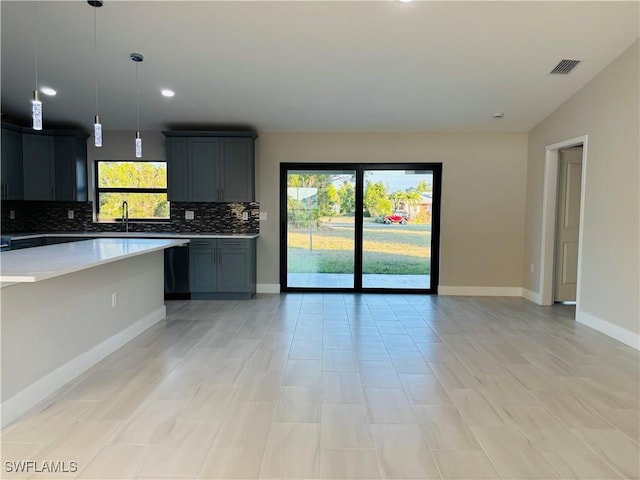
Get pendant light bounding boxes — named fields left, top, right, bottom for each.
left=130, top=52, right=143, bottom=158
left=31, top=1, right=42, bottom=130
left=88, top=0, right=103, bottom=146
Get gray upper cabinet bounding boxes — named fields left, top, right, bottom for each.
left=166, top=137, right=189, bottom=202
left=1, top=125, right=24, bottom=200
left=23, top=133, right=55, bottom=200
left=189, top=137, right=220, bottom=202
left=7, top=125, right=88, bottom=202
left=164, top=131, right=257, bottom=202
left=220, top=138, right=254, bottom=202
left=54, top=134, right=88, bottom=201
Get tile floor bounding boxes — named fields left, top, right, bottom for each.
left=1, top=294, right=638, bottom=479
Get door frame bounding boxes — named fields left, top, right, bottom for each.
left=279, top=162, right=442, bottom=293
left=539, top=135, right=588, bottom=307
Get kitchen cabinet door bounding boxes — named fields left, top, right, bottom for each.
left=54, top=135, right=88, bottom=201
left=166, top=137, right=188, bottom=202
left=189, top=239, right=216, bottom=292
left=220, top=138, right=254, bottom=202
left=217, top=239, right=251, bottom=292
left=22, top=133, right=55, bottom=200
left=1, top=126, right=23, bottom=200
left=188, top=138, right=220, bottom=202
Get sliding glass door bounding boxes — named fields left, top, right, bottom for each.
left=281, top=163, right=441, bottom=293
left=285, top=168, right=357, bottom=288
left=362, top=168, right=434, bottom=290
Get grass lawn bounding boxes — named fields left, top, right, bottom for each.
left=287, top=218, right=431, bottom=274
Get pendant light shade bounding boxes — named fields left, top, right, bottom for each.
left=32, top=90, right=42, bottom=130
left=94, top=115, right=102, bottom=147
left=135, top=131, right=142, bottom=158
left=131, top=52, right=144, bottom=158
left=89, top=0, right=103, bottom=147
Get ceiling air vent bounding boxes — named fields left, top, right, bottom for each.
left=550, top=59, right=581, bottom=74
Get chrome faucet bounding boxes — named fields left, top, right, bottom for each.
left=122, top=200, right=129, bottom=232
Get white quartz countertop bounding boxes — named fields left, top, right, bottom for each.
left=0, top=238, right=189, bottom=283
left=5, top=232, right=259, bottom=240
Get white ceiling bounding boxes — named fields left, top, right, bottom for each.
left=1, top=1, right=638, bottom=133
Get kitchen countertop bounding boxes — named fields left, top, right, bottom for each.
left=4, top=232, right=259, bottom=240
left=0, top=238, right=189, bottom=283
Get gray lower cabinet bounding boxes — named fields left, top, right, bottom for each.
left=189, top=238, right=256, bottom=299
left=11, top=238, right=47, bottom=249
left=164, top=132, right=256, bottom=203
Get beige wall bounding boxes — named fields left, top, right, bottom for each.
left=255, top=132, right=528, bottom=289
left=523, top=40, right=639, bottom=336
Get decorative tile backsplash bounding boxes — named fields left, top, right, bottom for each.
left=0, top=200, right=259, bottom=234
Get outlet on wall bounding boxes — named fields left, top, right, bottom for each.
left=242, top=211, right=249, bottom=220
left=111, top=293, right=117, bottom=308
left=9, top=210, right=15, bottom=219
left=185, top=210, right=194, bottom=220
left=259, top=212, right=267, bottom=221
left=67, top=210, right=74, bottom=220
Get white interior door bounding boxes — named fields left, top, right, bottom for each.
left=554, top=147, right=582, bottom=302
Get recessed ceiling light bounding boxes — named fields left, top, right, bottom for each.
left=492, top=112, right=504, bottom=119
left=40, top=87, right=57, bottom=96
left=161, top=89, right=175, bottom=97
left=398, top=0, right=413, bottom=2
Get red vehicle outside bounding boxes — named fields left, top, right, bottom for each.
left=383, top=211, right=408, bottom=224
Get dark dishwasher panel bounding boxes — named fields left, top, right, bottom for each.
left=164, top=244, right=190, bottom=299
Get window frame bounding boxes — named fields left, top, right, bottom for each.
left=94, top=160, right=170, bottom=222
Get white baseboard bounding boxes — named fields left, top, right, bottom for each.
left=438, top=286, right=523, bottom=296
left=1, top=306, right=166, bottom=428
left=576, top=309, right=639, bottom=350
left=521, top=288, right=542, bottom=304
left=257, top=283, right=280, bottom=294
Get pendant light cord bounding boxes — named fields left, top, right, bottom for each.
left=135, top=62, right=140, bottom=132
left=33, top=0, right=38, bottom=90
left=93, top=5, right=99, bottom=116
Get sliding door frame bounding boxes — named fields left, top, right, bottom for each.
left=280, top=162, right=442, bottom=294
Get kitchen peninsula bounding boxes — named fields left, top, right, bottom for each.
left=0, top=238, right=187, bottom=427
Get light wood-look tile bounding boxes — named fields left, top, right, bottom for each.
left=2, top=294, right=638, bottom=480
left=448, top=388, right=507, bottom=427
left=319, top=449, right=380, bottom=479
left=283, top=359, right=323, bottom=386
left=321, top=373, right=366, bottom=403
left=274, top=385, right=322, bottom=423
left=542, top=452, right=624, bottom=480
left=364, top=387, right=416, bottom=424
left=322, top=349, right=359, bottom=373
left=76, top=444, right=152, bottom=479
left=111, top=400, right=184, bottom=444
left=432, top=449, right=501, bottom=479
left=137, top=420, right=220, bottom=478
left=570, top=428, right=640, bottom=479
left=371, top=424, right=440, bottom=479
left=320, top=403, right=373, bottom=448
left=470, top=425, right=561, bottom=479
left=398, top=373, right=453, bottom=405
left=412, top=405, right=480, bottom=450
left=259, top=423, right=321, bottom=479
